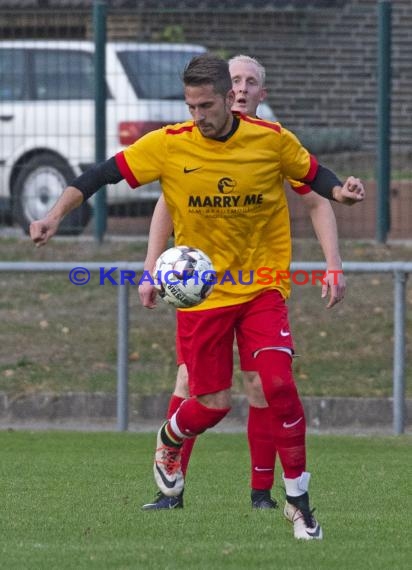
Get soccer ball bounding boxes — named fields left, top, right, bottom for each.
left=153, top=246, right=216, bottom=308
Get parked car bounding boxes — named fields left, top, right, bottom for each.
left=0, top=40, right=276, bottom=234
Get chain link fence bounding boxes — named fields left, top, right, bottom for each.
left=0, top=0, right=411, bottom=239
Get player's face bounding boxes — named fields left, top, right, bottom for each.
left=185, top=84, right=235, bottom=139
left=230, top=61, right=267, bottom=118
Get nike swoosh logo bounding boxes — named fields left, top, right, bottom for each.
left=305, top=525, right=322, bottom=538
left=155, top=464, right=177, bottom=489
left=183, top=166, right=202, bottom=173
left=283, top=416, right=303, bottom=429
left=254, top=467, right=273, bottom=472
left=280, top=329, right=290, bottom=337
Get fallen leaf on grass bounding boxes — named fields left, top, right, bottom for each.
left=39, top=293, right=51, bottom=301
left=91, top=362, right=110, bottom=371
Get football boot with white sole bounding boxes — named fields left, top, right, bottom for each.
left=284, top=492, right=323, bottom=540
left=153, top=422, right=184, bottom=497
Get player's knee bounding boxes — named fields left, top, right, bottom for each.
left=242, top=371, right=268, bottom=407
left=198, top=388, right=231, bottom=409
left=174, top=364, right=190, bottom=398
left=175, top=395, right=231, bottom=435
left=254, top=349, right=297, bottom=406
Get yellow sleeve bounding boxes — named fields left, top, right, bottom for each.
left=287, top=178, right=312, bottom=195
left=279, top=127, right=318, bottom=182
left=121, top=128, right=167, bottom=186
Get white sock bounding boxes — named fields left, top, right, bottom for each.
left=283, top=471, right=311, bottom=497
left=169, top=412, right=186, bottom=439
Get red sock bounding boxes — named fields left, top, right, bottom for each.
left=181, top=437, right=196, bottom=476
left=255, top=350, right=306, bottom=478
left=171, top=396, right=230, bottom=437
left=166, top=396, right=197, bottom=476
left=166, top=394, right=196, bottom=475
left=167, top=394, right=185, bottom=419
left=248, top=405, right=277, bottom=490
left=272, top=415, right=306, bottom=478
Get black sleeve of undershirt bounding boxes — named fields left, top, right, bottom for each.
left=71, top=157, right=124, bottom=202
left=303, top=164, right=342, bottom=201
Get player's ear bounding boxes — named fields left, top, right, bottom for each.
left=259, top=87, right=268, bottom=103
left=226, top=89, right=236, bottom=109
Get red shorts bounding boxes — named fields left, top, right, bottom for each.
left=176, top=289, right=294, bottom=396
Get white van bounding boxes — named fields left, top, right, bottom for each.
left=0, top=41, right=276, bottom=234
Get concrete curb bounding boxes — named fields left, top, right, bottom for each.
left=0, top=392, right=410, bottom=432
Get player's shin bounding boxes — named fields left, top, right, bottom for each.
left=154, top=397, right=223, bottom=496
left=167, top=394, right=185, bottom=419
left=181, top=437, right=196, bottom=476
left=254, top=349, right=306, bottom=478
left=248, top=405, right=276, bottom=490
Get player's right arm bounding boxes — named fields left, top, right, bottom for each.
left=30, top=186, right=84, bottom=246
left=30, top=156, right=124, bottom=246
left=139, top=194, right=174, bottom=309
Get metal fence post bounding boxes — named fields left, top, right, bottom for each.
left=117, top=281, right=129, bottom=431
left=93, top=0, right=108, bottom=243
left=393, top=270, right=407, bottom=435
left=376, top=0, right=392, bottom=243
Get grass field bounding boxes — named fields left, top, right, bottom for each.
left=0, top=431, right=411, bottom=570
left=0, top=237, right=411, bottom=398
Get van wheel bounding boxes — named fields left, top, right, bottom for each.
left=12, top=154, right=92, bottom=235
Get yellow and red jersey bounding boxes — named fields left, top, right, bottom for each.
left=116, top=113, right=317, bottom=310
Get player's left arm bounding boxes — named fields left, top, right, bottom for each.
left=288, top=175, right=365, bottom=206
left=280, top=127, right=365, bottom=205
left=302, top=164, right=366, bottom=206
left=332, top=176, right=365, bottom=204
left=300, top=191, right=345, bottom=309
left=139, top=194, right=174, bottom=309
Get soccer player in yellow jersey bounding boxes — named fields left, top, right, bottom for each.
left=30, top=53, right=365, bottom=541
left=139, top=55, right=364, bottom=514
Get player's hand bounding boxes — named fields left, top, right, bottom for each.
left=138, top=279, right=158, bottom=309
left=321, top=269, right=345, bottom=308
left=30, top=218, right=59, bottom=247
left=335, top=177, right=365, bottom=205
